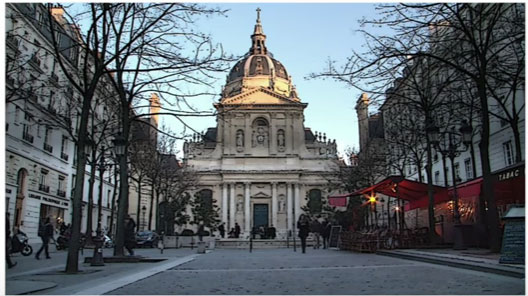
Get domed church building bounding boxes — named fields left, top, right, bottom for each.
left=183, top=9, right=341, bottom=239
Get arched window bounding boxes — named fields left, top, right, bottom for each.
left=253, top=117, right=268, bottom=127
left=307, top=189, right=323, bottom=214
left=198, top=189, right=213, bottom=211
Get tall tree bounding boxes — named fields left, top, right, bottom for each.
left=315, top=3, right=524, bottom=252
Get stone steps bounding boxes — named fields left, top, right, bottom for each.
left=216, top=238, right=315, bottom=249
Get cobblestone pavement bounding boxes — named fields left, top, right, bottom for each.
left=108, top=248, right=525, bottom=295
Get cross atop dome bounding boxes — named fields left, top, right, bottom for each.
left=250, top=7, right=267, bottom=54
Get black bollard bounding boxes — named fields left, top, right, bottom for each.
left=90, top=235, right=105, bottom=266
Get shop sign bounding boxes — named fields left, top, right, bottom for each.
left=29, top=193, right=42, bottom=200
left=28, top=192, right=68, bottom=208
left=497, top=166, right=524, bottom=182
left=43, top=196, right=61, bottom=205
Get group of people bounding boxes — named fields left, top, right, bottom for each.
left=217, top=222, right=242, bottom=238
left=297, top=214, right=333, bottom=254
left=251, top=224, right=277, bottom=239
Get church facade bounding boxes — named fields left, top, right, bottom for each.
left=183, top=11, right=341, bottom=239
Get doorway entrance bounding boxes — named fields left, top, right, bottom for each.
left=253, top=204, right=269, bottom=228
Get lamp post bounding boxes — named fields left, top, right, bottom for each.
left=112, top=133, right=127, bottom=256
left=142, top=205, right=147, bottom=231
left=428, top=120, right=473, bottom=250
left=97, top=146, right=106, bottom=236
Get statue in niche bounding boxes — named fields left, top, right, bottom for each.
left=252, top=126, right=269, bottom=147
left=236, top=130, right=244, bottom=152
left=277, top=129, right=285, bottom=152
left=252, top=118, right=269, bottom=148
left=236, top=197, right=244, bottom=212
left=278, top=197, right=286, bottom=212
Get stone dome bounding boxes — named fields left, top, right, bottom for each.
left=221, top=9, right=298, bottom=101
left=227, top=54, right=289, bottom=82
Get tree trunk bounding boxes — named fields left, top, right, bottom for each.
left=148, top=186, right=155, bottom=230
left=136, top=178, right=142, bottom=231
left=114, top=98, right=131, bottom=257
left=109, top=165, right=118, bottom=237
left=155, top=191, right=160, bottom=231
left=477, top=81, right=501, bottom=252
left=65, top=100, right=94, bottom=273
left=97, top=165, right=104, bottom=233
left=425, top=134, right=439, bottom=244
left=85, top=149, right=97, bottom=246
left=442, top=155, right=448, bottom=186
left=469, top=142, right=478, bottom=180
left=510, top=119, right=523, bottom=163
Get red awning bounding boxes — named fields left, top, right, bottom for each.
left=328, top=196, right=348, bottom=207
left=450, top=177, right=482, bottom=201
left=330, top=176, right=449, bottom=210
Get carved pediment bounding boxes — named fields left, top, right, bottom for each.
left=252, top=191, right=271, bottom=199
left=223, top=87, right=298, bottom=105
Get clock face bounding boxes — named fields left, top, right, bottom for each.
left=257, top=135, right=264, bottom=143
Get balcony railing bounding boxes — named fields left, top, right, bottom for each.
left=47, top=104, right=56, bottom=115
left=22, top=131, right=34, bottom=143
left=29, top=54, right=41, bottom=68
left=50, top=73, right=59, bottom=84
left=6, top=34, right=19, bottom=49
left=43, top=143, right=53, bottom=153
left=39, top=184, right=50, bottom=193
left=61, top=152, right=69, bottom=161
left=57, top=189, right=66, bottom=197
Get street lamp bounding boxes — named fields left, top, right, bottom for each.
left=112, top=132, right=128, bottom=257
left=112, top=133, right=126, bottom=156
left=97, top=146, right=106, bottom=236
left=85, top=135, right=95, bottom=157
left=429, top=120, right=473, bottom=250
left=142, top=205, right=147, bottom=231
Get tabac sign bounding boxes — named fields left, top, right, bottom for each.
left=495, top=164, right=524, bottom=182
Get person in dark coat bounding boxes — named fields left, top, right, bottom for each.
left=198, top=222, right=205, bottom=242
left=297, top=214, right=310, bottom=253
left=124, top=215, right=136, bottom=256
left=218, top=223, right=225, bottom=238
left=36, top=217, right=53, bottom=260
left=322, top=219, right=331, bottom=249
left=234, top=223, right=241, bottom=238
left=6, top=213, right=16, bottom=268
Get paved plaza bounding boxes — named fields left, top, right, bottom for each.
left=108, top=248, right=524, bottom=295
left=5, top=246, right=525, bottom=295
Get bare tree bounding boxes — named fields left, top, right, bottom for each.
left=314, top=3, right=524, bottom=252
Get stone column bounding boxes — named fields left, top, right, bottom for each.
left=222, top=183, right=228, bottom=226
left=287, top=183, right=293, bottom=232
left=229, top=183, right=236, bottom=230
left=294, top=183, right=301, bottom=224
left=244, top=182, right=251, bottom=235
left=271, top=182, right=278, bottom=228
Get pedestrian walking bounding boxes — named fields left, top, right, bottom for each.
left=234, top=223, right=241, bottom=238
left=218, top=223, right=226, bottom=238
left=124, top=215, right=136, bottom=256
left=36, top=217, right=53, bottom=260
left=6, top=212, right=17, bottom=268
left=297, top=214, right=310, bottom=253
left=198, top=222, right=205, bottom=242
left=310, top=217, right=322, bottom=249
left=322, top=219, right=331, bottom=249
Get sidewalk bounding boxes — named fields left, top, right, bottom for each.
left=5, top=247, right=200, bottom=295
left=377, top=248, right=525, bottom=278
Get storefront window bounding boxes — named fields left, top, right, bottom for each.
left=39, top=204, right=64, bottom=229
